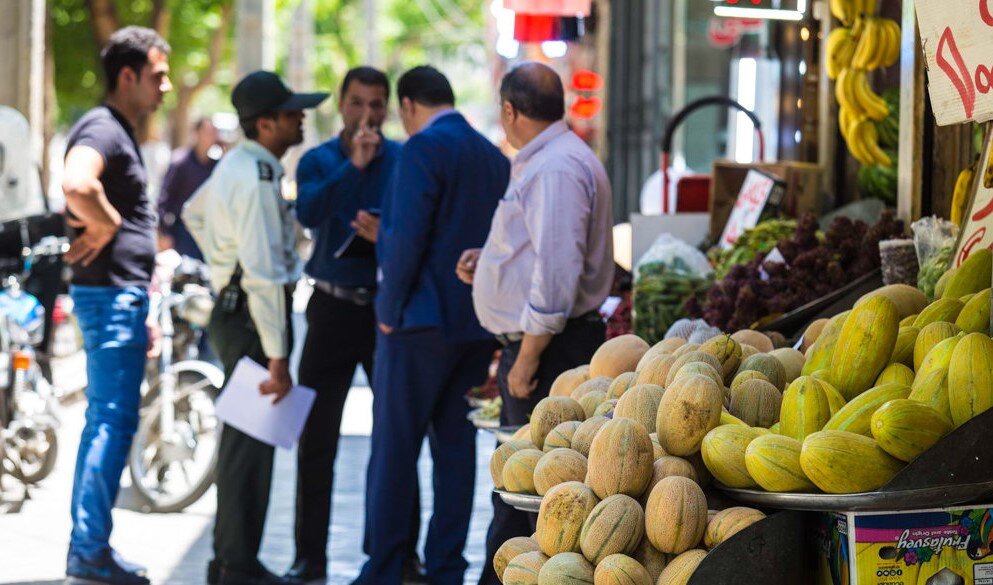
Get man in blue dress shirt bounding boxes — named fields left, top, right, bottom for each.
left=291, top=67, right=421, bottom=582
left=353, top=66, right=510, bottom=585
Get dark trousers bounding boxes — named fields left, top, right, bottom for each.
left=293, top=289, right=420, bottom=566
left=477, top=317, right=604, bottom=585
left=207, top=293, right=292, bottom=574
left=355, top=329, right=497, bottom=585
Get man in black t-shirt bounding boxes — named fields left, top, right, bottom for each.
left=61, top=26, right=172, bottom=585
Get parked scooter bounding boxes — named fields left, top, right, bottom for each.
left=0, top=236, right=66, bottom=485
left=128, top=250, right=223, bottom=513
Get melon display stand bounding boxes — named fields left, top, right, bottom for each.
left=495, top=489, right=542, bottom=512
left=719, top=406, right=993, bottom=512
left=687, top=510, right=811, bottom=585
left=484, top=425, right=522, bottom=444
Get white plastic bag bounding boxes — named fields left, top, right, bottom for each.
left=634, top=234, right=713, bottom=280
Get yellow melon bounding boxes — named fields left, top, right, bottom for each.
left=494, top=537, right=542, bottom=581
left=655, top=550, right=706, bottom=585
left=614, top=384, right=665, bottom=434
left=544, top=420, right=582, bottom=451
left=704, top=507, right=766, bottom=549
left=700, top=425, right=764, bottom=488
left=634, top=353, right=676, bottom=387
left=537, top=552, right=594, bottom=585
left=572, top=416, right=609, bottom=457
left=607, top=372, right=639, bottom=400
left=632, top=538, right=669, bottom=583
left=586, top=418, right=655, bottom=499
left=593, top=554, right=652, bottom=585
left=533, top=448, right=589, bottom=496
left=551, top=365, right=592, bottom=397
left=536, top=482, right=600, bottom=556
left=590, top=335, right=650, bottom=378
left=642, top=456, right=699, bottom=505
left=503, top=550, right=549, bottom=585
left=491, top=439, right=538, bottom=490
left=731, top=330, right=774, bottom=353
left=571, top=377, right=614, bottom=401
left=664, top=352, right=725, bottom=388
left=502, top=449, right=545, bottom=494
left=531, top=396, right=587, bottom=449
left=578, top=390, right=609, bottom=419
left=644, top=476, right=707, bottom=554
left=656, top=375, right=723, bottom=456
left=579, top=494, right=645, bottom=564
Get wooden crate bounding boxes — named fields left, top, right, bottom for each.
left=708, top=160, right=825, bottom=240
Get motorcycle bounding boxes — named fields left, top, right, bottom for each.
left=128, top=250, right=224, bottom=513
left=0, top=236, right=65, bottom=485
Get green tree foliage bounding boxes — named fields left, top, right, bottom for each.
left=49, top=0, right=233, bottom=133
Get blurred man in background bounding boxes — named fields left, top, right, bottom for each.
left=184, top=71, right=328, bottom=585
left=290, top=66, right=424, bottom=583
left=158, top=117, right=220, bottom=259
left=353, top=66, right=509, bottom=585
left=61, top=25, right=171, bottom=585
left=458, top=62, right=613, bottom=585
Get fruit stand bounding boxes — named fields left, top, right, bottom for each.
left=480, top=0, right=993, bottom=581
left=488, top=241, right=992, bottom=583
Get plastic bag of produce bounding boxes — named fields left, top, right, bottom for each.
left=912, top=217, right=958, bottom=300
left=633, top=235, right=713, bottom=345
left=634, top=234, right=713, bottom=280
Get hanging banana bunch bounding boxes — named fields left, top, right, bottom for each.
left=827, top=0, right=901, bottom=168
left=950, top=161, right=977, bottom=226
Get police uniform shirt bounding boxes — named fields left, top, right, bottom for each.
left=182, top=140, right=301, bottom=359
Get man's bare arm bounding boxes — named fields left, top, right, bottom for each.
left=62, top=146, right=121, bottom=266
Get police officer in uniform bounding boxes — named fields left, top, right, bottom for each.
left=183, top=71, right=328, bottom=585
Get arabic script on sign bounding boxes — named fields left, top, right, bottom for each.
left=916, top=0, right=993, bottom=125
left=719, top=170, right=776, bottom=250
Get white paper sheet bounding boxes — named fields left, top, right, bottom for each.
left=214, top=357, right=317, bottom=449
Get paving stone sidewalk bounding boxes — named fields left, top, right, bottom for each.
left=0, top=391, right=497, bottom=585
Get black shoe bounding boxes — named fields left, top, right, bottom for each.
left=284, top=558, right=327, bottom=582
left=217, top=564, right=303, bottom=585
left=401, top=555, right=428, bottom=585
left=66, top=550, right=150, bottom=585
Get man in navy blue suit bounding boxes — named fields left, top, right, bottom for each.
left=353, top=66, right=509, bottom=585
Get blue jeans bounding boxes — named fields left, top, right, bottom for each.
left=68, top=285, right=149, bottom=562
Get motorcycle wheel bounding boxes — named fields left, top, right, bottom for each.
left=10, top=426, right=58, bottom=484
left=128, top=369, right=220, bottom=513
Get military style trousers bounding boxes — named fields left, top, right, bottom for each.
left=207, top=289, right=292, bottom=574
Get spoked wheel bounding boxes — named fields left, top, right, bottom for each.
left=129, top=371, right=220, bottom=513
left=8, top=425, right=58, bottom=484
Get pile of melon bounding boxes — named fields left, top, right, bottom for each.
left=490, top=252, right=992, bottom=583
left=492, top=332, right=772, bottom=584
left=702, top=262, right=993, bottom=496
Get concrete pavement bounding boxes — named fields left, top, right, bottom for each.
left=0, top=377, right=498, bottom=584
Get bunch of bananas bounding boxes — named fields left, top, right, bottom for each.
left=827, top=0, right=902, bottom=167
left=829, top=0, right=876, bottom=26
left=951, top=162, right=977, bottom=226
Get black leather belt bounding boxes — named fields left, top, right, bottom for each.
left=313, top=280, right=375, bottom=306
left=495, top=311, right=601, bottom=347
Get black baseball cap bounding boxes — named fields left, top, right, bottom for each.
left=232, top=71, right=329, bottom=120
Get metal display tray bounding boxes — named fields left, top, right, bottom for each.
left=467, top=408, right=499, bottom=429
left=720, top=404, right=993, bottom=512
left=495, top=490, right=542, bottom=513
left=482, top=425, right=522, bottom=443
left=718, top=482, right=993, bottom=512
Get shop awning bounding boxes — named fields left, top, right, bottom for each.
left=503, top=0, right=591, bottom=16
